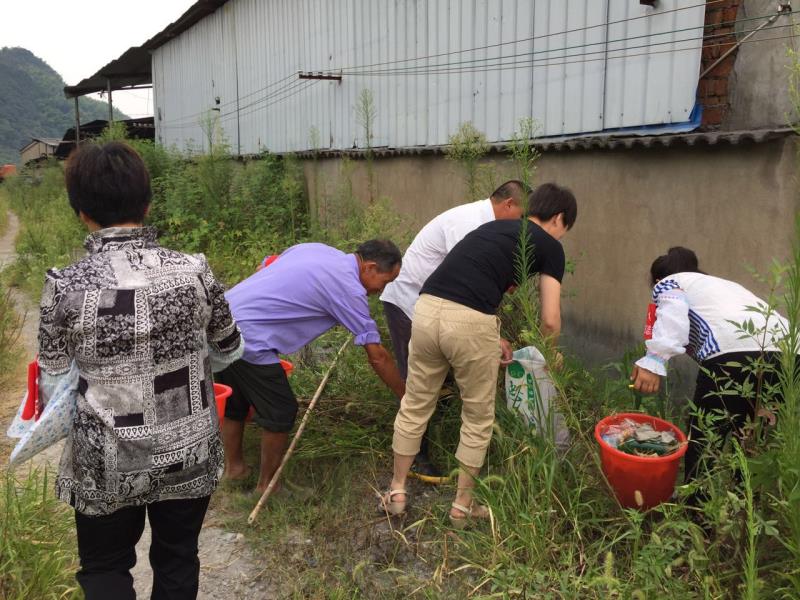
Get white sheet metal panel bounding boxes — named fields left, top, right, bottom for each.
left=153, top=0, right=705, bottom=154
left=604, top=0, right=704, bottom=129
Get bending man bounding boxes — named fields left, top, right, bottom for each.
left=380, top=180, right=527, bottom=482
left=381, top=183, right=577, bottom=527
left=219, top=240, right=406, bottom=494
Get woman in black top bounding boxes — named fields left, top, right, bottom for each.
left=381, top=183, right=577, bottom=527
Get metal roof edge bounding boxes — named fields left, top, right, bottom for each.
left=64, top=0, right=229, bottom=98
left=142, top=0, right=230, bottom=51
left=286, top=128, right=797, bottom=160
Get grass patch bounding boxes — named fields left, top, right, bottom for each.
left=0, top=469, right=81, bottom=600
left=0, top=188, right=9, bottom=235
left=0, top=278, right=22, bottom=393
left=2, top=162, right=83, bottom=298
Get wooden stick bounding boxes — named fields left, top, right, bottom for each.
left=248, top=337, right=352, bottom=524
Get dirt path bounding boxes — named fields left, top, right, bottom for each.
left=1, top=210, right=276, bottom=599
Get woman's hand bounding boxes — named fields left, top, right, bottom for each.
left=630, top=365, right=661, bottom=394
left=499, top=338, right=513, bottom=365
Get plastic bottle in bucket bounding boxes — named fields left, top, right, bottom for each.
left=594, top=412, right=688, bottom=510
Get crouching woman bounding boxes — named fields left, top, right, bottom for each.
left=631, top=247, right=788, bottom=496
left=37, top=142, right=243, bottom=600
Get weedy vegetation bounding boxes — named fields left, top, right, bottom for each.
left=2, top=104, right=800, bottom=599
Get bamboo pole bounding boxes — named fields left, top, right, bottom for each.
left=248, top=337, right=352, bottom=524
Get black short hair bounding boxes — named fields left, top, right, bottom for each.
left=490, top=180, right=529, bottom=204
left=527, top=182, right=577, bottom=229
left=650, top=247, right=702, bottom=285
left=356, top=239, right=402, bottom=273
left=65, top=141, right=152, bottom=227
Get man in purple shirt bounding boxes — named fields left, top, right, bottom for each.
left=218, top=240, right=406, bottom=494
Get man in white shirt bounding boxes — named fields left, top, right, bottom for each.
left=381, top=180, right=527, bottom=482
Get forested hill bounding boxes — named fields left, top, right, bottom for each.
left=0, top=47, right=129, bottom=165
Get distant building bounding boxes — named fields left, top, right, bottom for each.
left=19, top=138, right=60, bottom=165
left=53, top=118, right=155, bottom=159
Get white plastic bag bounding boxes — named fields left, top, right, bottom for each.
left=504, top=346, right=570, bottom=451
left=8, top=363, right=79, bottom=466
left=6, top=391, right=34, bottom=440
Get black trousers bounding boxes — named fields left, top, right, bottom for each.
left=74, top=495, right=211, bottom=600
left=685, top=351, right=781, bottom=486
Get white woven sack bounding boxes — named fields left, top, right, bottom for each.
left=504, top=346, right=570, bottom=451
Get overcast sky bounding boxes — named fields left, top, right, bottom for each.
left=1, top=1, right=196, bottom=117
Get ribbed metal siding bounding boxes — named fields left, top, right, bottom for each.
left=154, top=0, right=705, bottom=154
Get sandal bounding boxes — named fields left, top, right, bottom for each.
left=448, top=501, right=490, bottom=529
left=378, top=489, right=408, bottom=516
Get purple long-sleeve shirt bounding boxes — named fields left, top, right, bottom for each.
left=225, top=243, right=381, bottom=364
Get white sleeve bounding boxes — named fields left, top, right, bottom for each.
left=635, top=286, right=690, bottom=376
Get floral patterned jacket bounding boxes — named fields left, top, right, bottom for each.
left=37, top=226, right=243, bottom=515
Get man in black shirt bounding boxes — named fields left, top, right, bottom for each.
left=379, top=183, right=577, bottom=527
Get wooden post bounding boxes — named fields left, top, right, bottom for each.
left=73, top=97, right=81, bottom=144
left=107, top=79, right=114, bottom=123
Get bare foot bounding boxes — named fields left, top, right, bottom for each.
left=224, top=465, right=252, bottom=481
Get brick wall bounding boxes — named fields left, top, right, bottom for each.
left=697, top=0, right=742, bottom=128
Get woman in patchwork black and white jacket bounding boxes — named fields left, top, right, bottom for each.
left=38, top=141, right=243, bottom=600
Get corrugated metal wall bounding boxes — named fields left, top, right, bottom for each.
left=154, top=0, right=705, bottom=154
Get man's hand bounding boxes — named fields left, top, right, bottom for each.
left=552, top=351, right=564, bottom=371
left=499, top=338, right=513, bottom=365
left=631, top=365, right=661, bottom=394
left=364, top=343, right=406, bottom=399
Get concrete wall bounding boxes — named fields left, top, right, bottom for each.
left=303, top=137, right=799, bottom=369
left=725, top=0, right=800, bottom=130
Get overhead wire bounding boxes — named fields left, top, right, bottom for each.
left=160, top=78, right=310, bottom=129
left=339, top=13, right=792, bottom=77
left=161, top=31, right=797, bottom=129
left=162, top=79, right=320, bottom=129
left=159, top=72, right=297, bottom=127
left=217, top=79, right=319, bottom=123
left=157, top=0, right=727, bottom=128
left=343, top=21, right=797, bottom=77
left=157, top=5, right=794, bottom=129
left=327, top=0, right=729, bottom=73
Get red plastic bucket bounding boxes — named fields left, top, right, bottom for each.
left=594, top=412, right=688, bottom=510
left=214, top=383, right=233, bottom=425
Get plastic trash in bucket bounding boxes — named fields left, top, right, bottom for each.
left=594, top=412, right=688, bottom=510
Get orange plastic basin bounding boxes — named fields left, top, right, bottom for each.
left=213, top=383, right=233, bottom=425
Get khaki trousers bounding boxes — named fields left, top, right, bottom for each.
left=393, top=294, right=501, bottom=468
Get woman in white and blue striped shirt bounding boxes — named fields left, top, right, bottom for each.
left=630, top=247, right=788, bottom=490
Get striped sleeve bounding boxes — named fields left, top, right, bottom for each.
left=635, top=280, right=690, bottom=376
